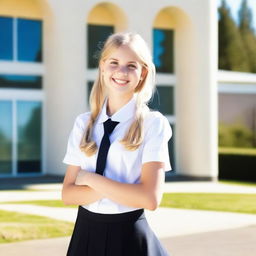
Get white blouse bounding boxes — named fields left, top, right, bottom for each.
left=63, top=96, right=172, bottom=214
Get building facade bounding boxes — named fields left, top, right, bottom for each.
left=0, top=0, right=218, bottom=179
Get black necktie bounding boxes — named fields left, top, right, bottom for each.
left=95, top=118, right=119, bottom=175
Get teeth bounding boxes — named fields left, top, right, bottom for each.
left=114, top=79, right=128, bottom=84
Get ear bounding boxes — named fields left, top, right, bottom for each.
left=135, top=67, right=148, bottom=92
left=140, top=67, right=148, bottom=81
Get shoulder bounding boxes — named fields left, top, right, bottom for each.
left=144, top=110, right=172, bottom=138
left=144, top=110, right=169, bottom=127
left=73, top=111, right=91, bottom=131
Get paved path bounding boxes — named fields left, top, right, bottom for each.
left=0, top=226, right=256, bottom=256
left=162, top=225, right=256, bottom=256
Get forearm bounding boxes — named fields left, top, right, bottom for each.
left=62, top=184, right=103, bottom=206
left=85, top=173, right=161, bottom=210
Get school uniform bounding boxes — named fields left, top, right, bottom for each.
left=63, top=95, right=172, bottom=256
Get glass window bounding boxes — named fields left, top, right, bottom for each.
left=148, top=86, right=174, bottom=115
left=17, top=101, right=42, bottom=173
left=153, top=28, right=174, bottom=73
left=0, top=16, right=13, bottom=60
left=0, top=75, right=42, bottom=89
left=18, top=18, right=42, bottom=62
left=0, top=101, right=12, bottom=174
left=219, top=93, right=256, bottom=148
left=87, top=24, right=114, bottom=68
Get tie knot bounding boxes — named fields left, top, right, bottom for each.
left=103, top=118, right=119, bottom=135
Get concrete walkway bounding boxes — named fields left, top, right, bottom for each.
left=0, top=204, right=256, bottom=239
left=0, top=180, right=255, bottom=255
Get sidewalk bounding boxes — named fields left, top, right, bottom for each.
left=0, top=178, right=255, bottom=255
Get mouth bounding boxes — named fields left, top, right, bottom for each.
left=112, top=78, right=129, bottom=86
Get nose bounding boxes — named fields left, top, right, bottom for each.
left=116, top=65, right=128, bottom=76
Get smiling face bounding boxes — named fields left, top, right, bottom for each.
left=100, top=44, right=146, bottom=101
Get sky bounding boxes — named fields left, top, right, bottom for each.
left=217, top=0, right=256, bottom=30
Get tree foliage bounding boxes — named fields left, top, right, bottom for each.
left=238, top=0, right=256, bottom=73
left=218, top=0, right=256, bottom=73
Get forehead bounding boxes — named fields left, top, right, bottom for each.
left=106, top=44, right=141, bottom=63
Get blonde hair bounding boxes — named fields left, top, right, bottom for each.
left=80, top=32, right=156, bottom=156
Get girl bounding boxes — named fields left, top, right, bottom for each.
left=62, top=32, right=172, bottom=256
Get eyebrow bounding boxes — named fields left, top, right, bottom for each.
left=109, top=58, right=138, bottom=64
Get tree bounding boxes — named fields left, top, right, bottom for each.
left=218, top=0, right=250, bottom=71
left=238, top=0, right=254, bottom=33
left=238, top=0, right=256, bottom=73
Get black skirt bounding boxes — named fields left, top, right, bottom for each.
left=67, top=206, right=169, bottom=256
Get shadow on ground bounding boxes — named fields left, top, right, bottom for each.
left=0, top=175, right=64, bottom=190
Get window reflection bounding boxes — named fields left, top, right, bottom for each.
left=0, top=16, right=13, bottom=60
left=87, top=24, right=114, bottom=68
left=0, top=101, right=12, bottom=174
left=0, top=74, right=42, bottom=89
left=18, top=18, right=42, bottom=62
left=17, top=101, right=42, bottom=173
left=0, top=16, right=42, bottom=62
left=153, top=29, right=174, bottom=73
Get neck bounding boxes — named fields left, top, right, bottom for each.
left=107, top=94, right=133, bottom=116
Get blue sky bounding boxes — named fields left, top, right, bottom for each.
left=218, top=0, right=256, bottom=30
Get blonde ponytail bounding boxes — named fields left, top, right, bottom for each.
left=120, top=102, right=149, bottom=150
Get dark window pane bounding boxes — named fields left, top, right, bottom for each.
left=0, top=101, right=12, bottom=174
left=0, top=16, right=13, bottom=60
left=0, top=75, right=42, bottom=89
left=17, top=101, right=42, bottom=173
left=153, top=28, right=174, bottom=73
left=18, top=18, right=42, bottom=62
left=148, top=86, right=174, bottom=115
left=87, top=24, right=114, bottom=68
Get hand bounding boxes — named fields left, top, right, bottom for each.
left=75, top=170, right=92, bottom=186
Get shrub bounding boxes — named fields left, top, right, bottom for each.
left=219, top=122, right=254, bottom=148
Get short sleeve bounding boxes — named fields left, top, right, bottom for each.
left=142, top=113, right=172, bottom=171
left=63, top=115, right=84, bottom=166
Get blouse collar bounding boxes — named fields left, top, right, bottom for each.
left=97, top=95, right=137, bottom=124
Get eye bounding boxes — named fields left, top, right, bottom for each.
left=110, top=61, right=118, bottom=65
left=128, top=64, right=137, bottom=69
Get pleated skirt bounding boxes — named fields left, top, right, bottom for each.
left=67, top=206, right=169, bottom=256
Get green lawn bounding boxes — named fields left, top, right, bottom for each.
left=3, top=192, right=256, bottom=214
left=219, top=180, right=256, bottom=187
left=219, top=147, right=256, bottom=156
left=160, top=193, right=256, bottom=214
left=0, top=210, right=73, bottom=243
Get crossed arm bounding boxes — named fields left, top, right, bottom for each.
left=61, top=162, right=165, bottom=211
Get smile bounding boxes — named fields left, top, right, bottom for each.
left=112, top=78, right=129, bottom=85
